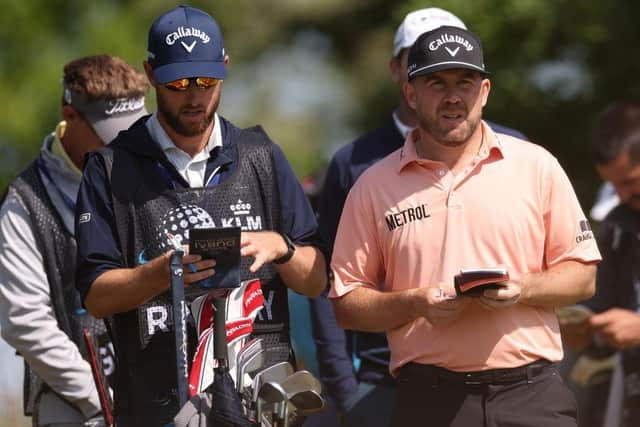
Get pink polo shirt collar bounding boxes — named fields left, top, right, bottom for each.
left=397, top=121, right=506, bottom=173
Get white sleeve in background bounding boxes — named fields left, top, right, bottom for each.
left=0, top=191, right=101, bottom=418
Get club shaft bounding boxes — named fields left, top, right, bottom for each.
left=170, top=250, right=189, bottom=408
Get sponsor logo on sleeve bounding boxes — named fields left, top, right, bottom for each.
left=576, top=220, right=594, bottom=244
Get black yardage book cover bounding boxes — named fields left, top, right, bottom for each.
left=189, top=226, right=241, bottom=289
left=454, top=267, right=509, bottom=296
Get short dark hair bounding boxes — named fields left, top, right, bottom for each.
left=591, top=100, right=640, bottom=166
left=62, top=54, right=149, bottom=105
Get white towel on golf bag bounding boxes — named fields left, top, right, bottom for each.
left=188, top=278, right=264, bottom=396
left=173, top=391, right=212, bottom=427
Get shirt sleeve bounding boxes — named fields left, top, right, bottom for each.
left=75, top=152, right=124, bottom=303
left=271, top=144, right=323, bottom=249
left=329, top=175, right=383, bottom=298
left=543, top=156, right=602, bottom=267
left=0, top=192, right=101, bottom=418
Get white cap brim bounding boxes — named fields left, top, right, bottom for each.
left=393, top=8, right=467, bottom=56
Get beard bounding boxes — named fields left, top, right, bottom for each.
left=419, top=105, right=482, bottom=148
left=157, top=91, right=217, bottom=137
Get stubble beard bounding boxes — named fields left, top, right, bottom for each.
left=419, top=109, right=482, bottom=148
left=157, top=93, right=217, bottom=137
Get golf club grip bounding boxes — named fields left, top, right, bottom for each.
left=170, top=249, right=189, bottom=408
left=213, top=296, right=228, bottom=364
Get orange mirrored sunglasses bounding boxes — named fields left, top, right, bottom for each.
left=164, top=77, right=220, bottom=91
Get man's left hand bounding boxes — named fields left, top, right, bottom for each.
left=241, top=231, right=290, bottom=272
left=478, top=281, right=521, bottom=309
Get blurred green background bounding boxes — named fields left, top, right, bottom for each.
left=1, top=0, right=640, bottom=423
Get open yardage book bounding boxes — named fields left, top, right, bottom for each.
left=189, top=226, right=241, bottom=289
left=454, top=267, right=509, bottom=296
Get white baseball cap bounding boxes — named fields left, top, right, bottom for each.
left=393, top=8, right=467, bottom=57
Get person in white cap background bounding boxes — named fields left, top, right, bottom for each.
left=75, top=5, right=327, bottom=426
left=309, top=8, right=527, bottom=427
left=0, top=54, right=148, bottom=427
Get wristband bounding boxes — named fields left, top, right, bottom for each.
left=273, top=232, right=296, bottom=265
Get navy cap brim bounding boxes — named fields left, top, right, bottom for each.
left=153, top=61, right=227, bottom=84
left=409, top=62, right=489, bottom=80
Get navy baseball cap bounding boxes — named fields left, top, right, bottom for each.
left=147, top=5, right=227, bottom=84
left=407, top=26, right=488, bottom=80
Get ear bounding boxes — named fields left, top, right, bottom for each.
left=389, top=56, right=401, bottom=84
left=480, top=78, right=491, bottom=107
left=402, top=81, right=417, bottom=110
left=143, top=61, right=157, bottom=86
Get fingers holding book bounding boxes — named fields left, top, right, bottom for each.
left=420, top=286, right=472, bottom=326
left=477, top=281, right=521, bottom=309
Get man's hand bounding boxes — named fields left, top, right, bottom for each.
left=558, top=318, right=592, bottom=352
left=85, top=247, right=216, bottom=317
left=180, top=249, right=216, bottom=286
left=415, top=287, right=472, bottom=326
left=478, top=280, right=521, bottom=309
left=589, top=308, right=640, bottom=349
left=240, top=231, right=289, bottom=272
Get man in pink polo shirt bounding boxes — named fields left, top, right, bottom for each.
left=329, top=25, right=601, bottom=427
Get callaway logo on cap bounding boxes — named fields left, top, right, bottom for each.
left=407, top=25, right=489, bottom=80
left=147, top=5, right=227, bottom=84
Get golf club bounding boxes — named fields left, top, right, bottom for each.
left=252, top=362, right=294, bottom=422
left=258, top=381, right=288, bottom=427
left=235, top=338, right=266, bottom=392
left=279, top=370, right=321, bottom=396
left=288, top=389, right=325, bottom=416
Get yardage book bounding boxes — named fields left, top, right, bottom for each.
left=189, top=226, right=241, bottom=289
left=454, top=267, right=509, bottom=296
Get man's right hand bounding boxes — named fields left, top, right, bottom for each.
left=178, top=249, right=216, bottom=286
left=415, top=286, right=471, bottom=326
left=85, top=248, right=217, bottom=317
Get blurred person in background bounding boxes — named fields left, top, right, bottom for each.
left=310, top=7, right=527, bottom=426
left=561, top=99, right=640, bottom=427
left=0, top=54, right=148, bottom=427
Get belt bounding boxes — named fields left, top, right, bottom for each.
left=401, top=360, right=554, bottom=385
